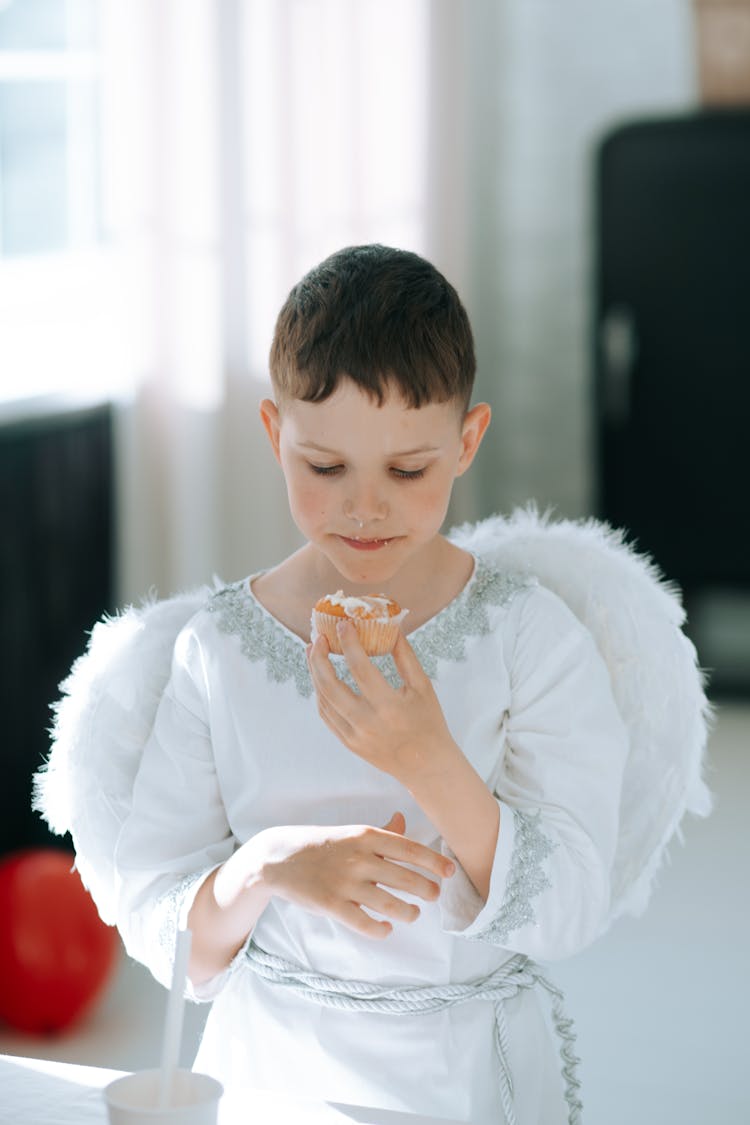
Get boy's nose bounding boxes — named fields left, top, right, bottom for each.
left=344, top=492, right=388, bottom=526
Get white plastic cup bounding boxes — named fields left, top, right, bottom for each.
left=104, top=1068, right=223, bottom=1125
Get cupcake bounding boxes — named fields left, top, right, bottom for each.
left=311, top=591, right=408, bottom=656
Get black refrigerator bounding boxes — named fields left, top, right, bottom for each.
left=594, top=110, right=750, bottom=693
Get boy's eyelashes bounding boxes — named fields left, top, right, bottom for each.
left=308, top=463, right=426, bottom=481
left=391, top=467, right=426, bottom=480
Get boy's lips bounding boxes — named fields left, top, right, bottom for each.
left=338, top=535, right=396, bottom=551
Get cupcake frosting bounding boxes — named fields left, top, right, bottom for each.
left=323, top=591, right=396, bottom=620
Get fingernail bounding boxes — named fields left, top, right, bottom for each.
left=445, top=861, right=455, bottom=876
left=336, top=619, right=349, bottom=635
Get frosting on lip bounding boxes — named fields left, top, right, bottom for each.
left=339, top=536, right=394, bottom=552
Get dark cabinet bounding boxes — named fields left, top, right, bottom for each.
left=0, top=400, right=113, bottom=853
left=594, top=112, right=750, bottom=690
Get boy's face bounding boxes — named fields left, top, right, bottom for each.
left=260, top=378, right=490, bottom=587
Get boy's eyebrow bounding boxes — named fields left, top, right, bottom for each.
left=297, top=441, right=442, bottom=457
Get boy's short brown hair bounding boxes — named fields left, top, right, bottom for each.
left=269, top=245, right=476, bottom=412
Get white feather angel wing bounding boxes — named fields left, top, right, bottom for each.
left=33, top=588, right=212, bottom=924
left=449, top=507, right=712, bottom=926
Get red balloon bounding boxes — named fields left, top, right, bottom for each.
left=0, top=848, right=119, bottom=1034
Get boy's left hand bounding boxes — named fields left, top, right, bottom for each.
left=306, top=621, right=459, bottom=784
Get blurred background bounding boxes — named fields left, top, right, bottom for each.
left=0, top=2, right=748, bottom=1123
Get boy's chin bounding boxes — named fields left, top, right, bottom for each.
left=319, top=534, right=444, bottom=589
left=318, top=537, right=408, bottom=585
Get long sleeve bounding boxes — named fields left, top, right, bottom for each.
left=441, top=584, right=629, bottom=961
left=113, top=622, right=237, bottom=996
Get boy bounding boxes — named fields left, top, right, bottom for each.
left=114, top=245, right=628, bottom=1124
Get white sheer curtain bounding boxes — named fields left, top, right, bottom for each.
left=107, top=0, right=434, bottom=602
left=104, top=0, right=698, bottom=604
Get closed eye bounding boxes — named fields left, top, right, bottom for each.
left=309, top=464, right=426, bottom=480
left=391, top=467, right=425, bottom=480
left=309, top=463, right=343, bottom=476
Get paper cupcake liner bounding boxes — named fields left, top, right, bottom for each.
left=311, top=609, right=408, bottom=656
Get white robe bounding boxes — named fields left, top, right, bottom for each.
left=113, top=554, right=629, bottom=1124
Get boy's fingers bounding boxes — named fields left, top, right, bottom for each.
left=390, top=630, right=428, bottom=686
left=382, top=811, right=406, bottom=835
left=373, top=831, right=455, bottom=881
left=315, top=676, right=371, bottom=746
left=308, top=634, right=368, bottom=722
left=336, top=621, right=389, bottom=698
left=308, top=638, right=355, bottom=709
left=307, top=634, right=333, bottom=681
left=317, top=695, right=355, bottom=745
left=365, top=886, right=421, bottom=924
left=336, top=901, right=392, bottom=940
left=373, top=861, right=443, bottom=903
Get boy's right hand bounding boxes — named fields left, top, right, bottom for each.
left=221, top=812, right=454, bottom=941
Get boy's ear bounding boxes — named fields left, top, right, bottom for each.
left=259, top=398, right=282, bottom=464
left=456, top=402, right=491, bottom=476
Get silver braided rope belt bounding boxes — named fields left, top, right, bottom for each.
left=244, top=941, right=582, bottom=1125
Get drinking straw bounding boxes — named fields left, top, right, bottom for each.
left=157, top=927, right=193, bottom=1108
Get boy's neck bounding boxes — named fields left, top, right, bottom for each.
left=251, top=535, right=475, bottom=641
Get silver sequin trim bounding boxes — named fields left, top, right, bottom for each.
left=208, top=559, right=533, bottom=697
left=156, top=872, right=206, bottom=962
left=472, top=808, right=556, bottom=946
left=209, top=583, right=315, bottom=697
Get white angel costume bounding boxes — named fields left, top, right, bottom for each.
left=35, top=510, right=711, bottom=1125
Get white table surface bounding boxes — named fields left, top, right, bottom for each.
left=0, top=1054, right=468, bottom=1125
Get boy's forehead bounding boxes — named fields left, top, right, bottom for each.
left=280, top=388, right=461, bottom=448
left=280, top=380, right=461, bottom=428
